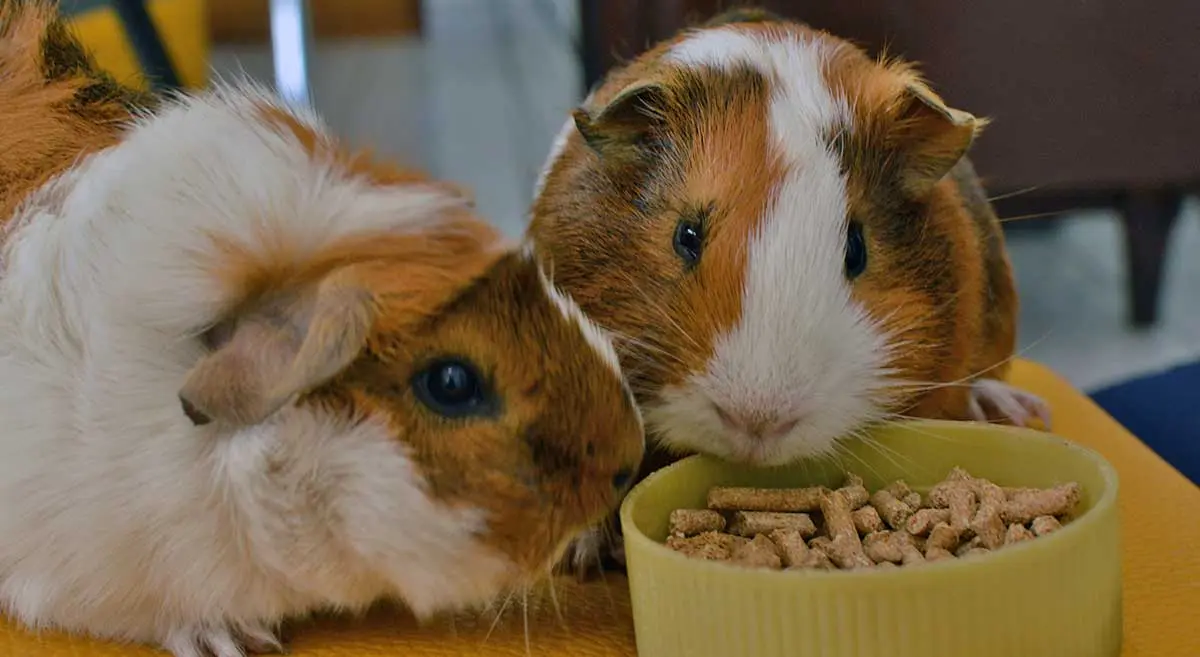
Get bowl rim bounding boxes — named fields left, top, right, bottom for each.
left=618, top=419, right=1121, bottom=581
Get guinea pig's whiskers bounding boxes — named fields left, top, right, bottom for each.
left=522, top=586, right=533, bottom=657
left=620, top=277, right=705, bottom=354
left=987, top=185, right=1042, bottom=203
left=878, top=414, right=974, bottom=441
left=997, top=209, right=1067, bottom=225
left=544, top=573, right=566, bottom=629
left=831, top=440, right=887, bottom=485
left=899, top=332, right=1053, bottom=400
left=482, top=588, right=517, bottom=645
left=853, top=430, right=922, bottom=478
left=613, top=332, right=689, bottom=370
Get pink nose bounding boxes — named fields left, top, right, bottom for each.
left=712, top=404, right=800, bottom=441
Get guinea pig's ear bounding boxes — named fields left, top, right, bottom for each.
left=178, top=266, right=376, bottom=427
left=572, top=80, right=671, bottom=157
left=892, top=82, right=987, bottom=197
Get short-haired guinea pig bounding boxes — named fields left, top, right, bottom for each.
left=0, top=6, right=644, bottom=655
left=528, top=9, right=1047, bottom=566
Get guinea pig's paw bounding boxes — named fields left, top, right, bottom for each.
left=557, top=527, right=606, bottom=581
left=556, top=526, right=626, bottom=581
left=162, top=622, right=285, bottom=657
left=968, top=379, right=1052, bottom=430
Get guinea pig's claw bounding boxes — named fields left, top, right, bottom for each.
left=556, top=524, right=627, bottom=581
left=162, top=623, right=286, bottom=657
left=968, top=379, right=1052, bottom=430
left=239, top=625, right=288, bottom=655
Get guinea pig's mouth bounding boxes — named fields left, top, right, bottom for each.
left=647, top=396, right=834, bottom=468
left=725, top=437, right=793, bottom=467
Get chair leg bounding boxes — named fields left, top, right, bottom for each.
left=268, top=0, right=314, bottom=108
left=1120, top=189, right=1183, bottom=328
left=109, top=0, right=181, bottom=91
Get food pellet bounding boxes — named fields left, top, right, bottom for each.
left=827, top=534, right=875, bottom=569
left=869, top=489, right=913, bottom=530
left=905, top=508, right=950, bottom=536
left=769, top=528, right=811, bottom=567
left=838, top=474, right=871, bottom=509
left=1005, top=523, right=1036, bottom=544
left=1031, top=515, right=1063, bottom=536
left=795, top=547, right=835, bottom=571
left=851, top=505, right=886, bottom=534
left=707, top=486, right=827, bottom=512
left=970, top=480, right=1008, bottom=549
left=731, top=534, right=783, bottom=569
left=947, top=487, right=977, bottom=533
left=863, top=530, right=910, bottom=564
left=669, top=509, right=726, bottom=537
left=821, top=489, right=874, bottom=569
left=886, top=480, right=923, bottom=510
left=808, top=536, right=832, bottom=553
left=926, top=522, right=962, bottom=552
left=925, top=546, right=955, bottom=562
left=1002, top=483, right=1082, bottom=524
left=666, top=531, right=746, bottom=561
left=727, top=511, right=817, bottom=538
left=664, top=468, right=1082, bottom=571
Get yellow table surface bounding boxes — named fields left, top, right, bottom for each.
left=2, top=359, right=1197, bottom=656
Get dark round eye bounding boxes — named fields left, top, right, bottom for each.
left=412, top=359, right=492, bottom=418
left=673, top=220, right=703, bottom=266
left=844, top=221, right=867, bottom=279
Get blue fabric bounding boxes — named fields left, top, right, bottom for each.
left=1090, top=361, right=1200, bottom=485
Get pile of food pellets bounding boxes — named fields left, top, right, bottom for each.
left=665, top=467, right=1082, bottom=570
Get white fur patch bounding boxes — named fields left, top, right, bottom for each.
left=533, top=117, right=576, bottom=199
left=533, top=85, right=598, bottom=202
left=529, top=247, right=624, bottom=382
left=649, top=27, right=892, bottom=466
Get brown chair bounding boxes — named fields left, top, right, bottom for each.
left=578, top=0, right=1200, bottom=327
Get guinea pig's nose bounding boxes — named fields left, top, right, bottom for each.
left=612, top=468, right=635, bottom=492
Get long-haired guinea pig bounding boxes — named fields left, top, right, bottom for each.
left=530, top=7, right=1050, bottom=471
left=0, top=7, right=643, bottom=656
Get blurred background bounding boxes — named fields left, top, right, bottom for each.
left=59, top=0, right=1199, bottom=473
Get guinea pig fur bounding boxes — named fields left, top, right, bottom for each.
left=530, top=9, right=1050, bottom=470
left=0, top=10, right=644, bottom=655
left=0, top=0, right=156, bottom=219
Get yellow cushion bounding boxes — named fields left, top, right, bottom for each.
left=1, top=359, right=1196, bottom=655
left=65, top=0, right=209, bottom=90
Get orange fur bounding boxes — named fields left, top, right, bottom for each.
left=0, top=0, right=152, bottom=221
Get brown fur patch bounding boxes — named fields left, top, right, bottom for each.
left=198, top=119, right=642, bottom=572
left=322, top=250, right=643, bottom=569
left=0, top=0, right=154, bottom=221
left=532, top=56, right=780, bottom=405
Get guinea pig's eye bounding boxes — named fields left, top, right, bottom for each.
left=844, top=221, right=867, bottom=279
left=673, top=219, right=704, bottom=267
left=412, top=359, right=494, bottom=419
